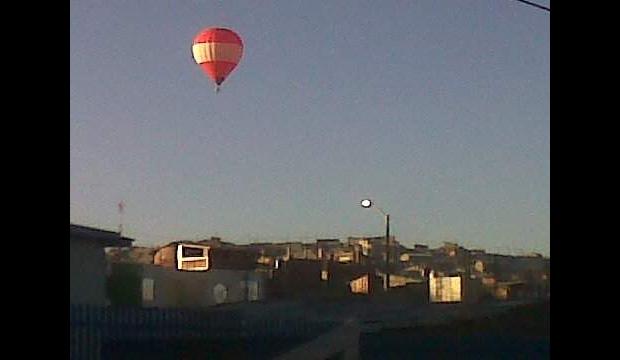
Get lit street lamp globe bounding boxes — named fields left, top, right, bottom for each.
left=360, top=199, right=372, bottom=208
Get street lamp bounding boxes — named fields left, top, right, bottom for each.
left=360, top=199, right=391, bottom=291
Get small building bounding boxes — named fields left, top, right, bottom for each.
left=316, top=239, right=342, bottom=260
left=349, top=274, right=384, bottom=295
left=335, top=248, right=355, bottom=263
left=106, top=246, right=155, bottom=264
left=102, top=240, right=267, bottom=308
left=70, top=224, right=133, bottom=306
left=429, top=271, right=462, bottom=303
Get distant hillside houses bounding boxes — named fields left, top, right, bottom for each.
left=103, top=233, right=548, bottom=304
left=107, top=236, right=549, bottom=279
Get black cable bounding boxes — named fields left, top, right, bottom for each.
left=512, top=0, right=550, bottom=12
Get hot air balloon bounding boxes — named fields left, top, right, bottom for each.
left=192, top=27, right=243, bottom=92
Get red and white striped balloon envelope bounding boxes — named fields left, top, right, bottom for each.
left=191, top=27, right=243, bottom=91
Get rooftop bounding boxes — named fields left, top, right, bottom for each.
left=70, top=224, right=134, bottom=247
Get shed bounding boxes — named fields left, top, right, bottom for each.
left=70, top=224, right=133, bottom=305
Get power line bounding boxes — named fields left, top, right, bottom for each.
left=511, top=0, right=550, bottom=12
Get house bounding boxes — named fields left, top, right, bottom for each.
left=153, top=241, right=258, bottom=271
left=108, top=239, right=266, bottom=307
left=428, top=271, right=462, bottom=303
left=270, top=258, right=374, bottom=300
left=246, top=241, right=319, bottom=260
left=316, top=239, right=342, bottom=260
left=106, top=246, right=155, bottom=264
left=70, top=223, right=133, bottom=306
left=347, top=236, right=401, bottom=267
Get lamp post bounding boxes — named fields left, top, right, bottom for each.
left=360, top=199, right=391, bottom=291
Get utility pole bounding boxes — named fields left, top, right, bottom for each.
left=360, top=199, right=392, bottom=292
left=118, top=201, right=125, bottom=236
left=385, top=213, right=390, bottom=291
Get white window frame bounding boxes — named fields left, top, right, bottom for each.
left=176, top=244, right=210, bottom=271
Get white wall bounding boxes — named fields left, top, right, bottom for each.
left=429, top=276, right=462, bottom=303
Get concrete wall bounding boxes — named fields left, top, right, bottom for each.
left=110, top=263, right=266, bottom=308
left=70, top=238, right=107, bottom=305
left=462, top=278, right=485, bottom=304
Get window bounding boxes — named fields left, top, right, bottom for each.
left=142, top=278, right=154, bottom=302
left=213, top=284, right=228, bottom=304
left=247, top=281, right=259, bottom=301
left=182, top=246, right=204, bottom=257
left=321, top=270, right=329, bottom=281
left=176, top=244, right=210, bottom=271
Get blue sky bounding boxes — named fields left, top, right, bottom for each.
left=70, top=0, right=549, bottom=255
